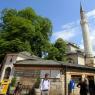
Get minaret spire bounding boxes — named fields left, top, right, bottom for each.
left=80, top=2, right=86, bottom=20
left=80, top=3, right=93, bottom=57
left=80, top=2, right=83, bottom=13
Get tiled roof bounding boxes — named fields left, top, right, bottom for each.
left=59, top=61, right=95, bottom=70
left=15, top=58, right=95, bottom=70
left=15, top=59, right=61, bottom=66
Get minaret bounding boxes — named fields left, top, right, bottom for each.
left=80, top=4, right=93, bottom=57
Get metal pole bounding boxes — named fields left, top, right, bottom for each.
left=65, top=66, right=67, bottom=95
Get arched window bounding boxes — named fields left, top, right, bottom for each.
left=67, top=58, right=74, bottom=64
left=10, top=58, right=12, bottom=62
left=4, top=67, right=11, bottom=79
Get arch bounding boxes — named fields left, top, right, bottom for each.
left=4, top=67, right=11, bottom=79
left=10, top=58, right=12, bottom=62
left=67, top=58, right=74, bottom=64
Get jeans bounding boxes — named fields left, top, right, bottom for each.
left=42, top=90, right=49, bottom=95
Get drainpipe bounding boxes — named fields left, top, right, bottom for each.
left=65, top=65, right=67, bottom=95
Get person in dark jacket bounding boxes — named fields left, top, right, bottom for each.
left=14, top=82, right=22, bottom=95
left=6, top=83, right=11, bottom=95
left=89, top=77, right=94, bottom=95
left=77, top=78, right=88, bottom=95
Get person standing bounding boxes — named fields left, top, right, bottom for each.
left=6, top=83, right=11, bottom=95
left=69, top=78, right=75, bottom=95
left=40, top=73, right=50, bottom=95
left=89, top=77, right=94, bottom=95
left=14, top=82, right=22, bottom=95
left=77, top=78, right=88, bottom=95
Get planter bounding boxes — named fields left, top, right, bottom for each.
left=35, top=88, right=41, bottom=95
left=10, top=87, right=15, bottom=94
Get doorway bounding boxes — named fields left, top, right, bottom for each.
left=4, top=67, right=11, bottom=79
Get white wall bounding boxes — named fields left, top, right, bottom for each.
left=78, top=56, right=85, bottom=65
left=67, top=45, right=78, bottom=52
left=16, top=56, right=26, bottom=61
left=0, top=54, right=17, bottom=81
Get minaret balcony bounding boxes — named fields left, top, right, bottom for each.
left=80, top=20, right=88, bottom=25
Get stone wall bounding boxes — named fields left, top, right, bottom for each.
left=66, top=71, right=95, bottom=95
left=50, top=80, right=63, bottom=95
left=15, top=76, right=63, bottom=95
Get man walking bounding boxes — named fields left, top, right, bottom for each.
left=40, top=73, right=50, bottom=95
left=69, top=77, right=75, bottom=95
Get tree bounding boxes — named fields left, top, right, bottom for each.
left=47, top=45, right=59, bottom=60
left=0, top=8, right=68, bottom=63
left=2, top=11, right=35, bottom=41
left=18, top=7, right=37, bottom=21
left=0, top=38, right=31, bottom=54
left=0, top=7, right=52, bottom=60
left=29, top=16, right=52, bottom=57
left=54, top=38, right=67, bottom=61
left=46, top=38, right=67, bottom=61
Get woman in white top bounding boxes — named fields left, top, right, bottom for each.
left=40, top=73, right=50, bottom=95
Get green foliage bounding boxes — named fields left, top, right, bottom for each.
left=0, top=7, right=67, bottom=63
left=18, top=7, right=37, bottom=20
left=2, top=16, right=35, bottom=41
left=47, top=45, right=59, bottom=60
left=47, top=38, right=67, bottom=61
left=54, top=38, right=67, bottom=61
left=0, top=7, right=52, bottom=61
left=11, top=77, right=16, bottom=87
left=0, top=38, right=31, bottom=54
left=35, top=77, right=41, bottom=88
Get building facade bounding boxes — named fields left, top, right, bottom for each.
left=0, top=4, right=95, bottom=95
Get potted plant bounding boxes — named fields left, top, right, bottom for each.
left=34, top=77, right=41, bottom=95
left=10, top=77, right=16, bottom=94
left=11, top=77, right=16, bottom=87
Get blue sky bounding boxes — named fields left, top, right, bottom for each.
left=1, top=0, right=95, bottom=52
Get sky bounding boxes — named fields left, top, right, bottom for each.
left=0, top=0, right=95, bottom=53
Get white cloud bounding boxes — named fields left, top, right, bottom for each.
left=53, top=30, right=75, bottom=41
left=87, top=9, right=95, bottom=18
left=52, top=20, right=81, bottom=42
left=52, top=9, right=95, bottom=54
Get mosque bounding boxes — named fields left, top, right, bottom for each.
left=0, top=4, right=95, bottom=95
left=66, top=4, right=95, bottom=67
